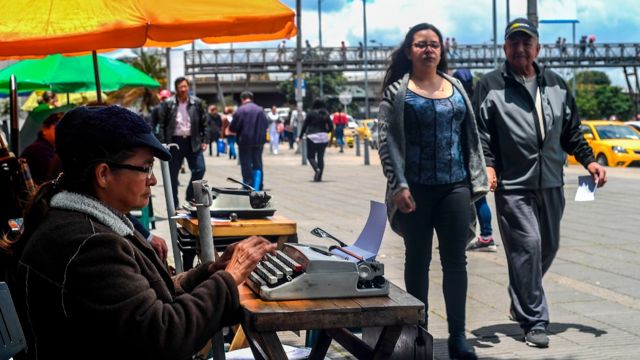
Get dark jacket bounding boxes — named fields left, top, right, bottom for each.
left=378, top=72, right=488, bottom=236
left=14, top=191, right=240, bottom=360
left=298, top=108, right=333, bottom=137
left=228, top=101, right=269, bottom=146
left=474, top=61, right=595, bottom=190
left=155, top=96, right=209, bottom=152
left=207, top=112, right=222, bottom=142
left=19, top=133, right=57, bottom=184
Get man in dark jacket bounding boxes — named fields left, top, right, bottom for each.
left=154, top=77, right=209, bottom=206
left=475, top=18, right=607, bottom=348
left=228, top=91, right=268, bottom=190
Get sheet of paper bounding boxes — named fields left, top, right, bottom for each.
left=575, top=175, right=597, bottom=201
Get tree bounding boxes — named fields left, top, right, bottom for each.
left=572, top=70, right=632, bottom=120
left=279, top=72, right=349, bottom=113
left=118, top=49, right=167, bottom=113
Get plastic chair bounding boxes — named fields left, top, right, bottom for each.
left=0, top=282, right=26, bottom=359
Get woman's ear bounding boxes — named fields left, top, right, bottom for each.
left=95, top=163, right=111, bottom=189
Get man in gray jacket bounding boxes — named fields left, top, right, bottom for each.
left=475, top=18, right=607, bottom=348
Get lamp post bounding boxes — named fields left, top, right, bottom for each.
left=318, top=0, right=323, bottom=98
left=362, top=0, right=370, bottom=119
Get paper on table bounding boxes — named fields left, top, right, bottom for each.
left=575, top=175, right=597, bottom=201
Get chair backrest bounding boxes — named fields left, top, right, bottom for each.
left=0, top=282, right=26, bottom=360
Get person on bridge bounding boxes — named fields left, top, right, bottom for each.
left=378, top=22, right=488, bottom=360
left=474, top=18, right=607, bottom=348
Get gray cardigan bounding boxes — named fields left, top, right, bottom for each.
left=378, top=72, right=489, bottom=236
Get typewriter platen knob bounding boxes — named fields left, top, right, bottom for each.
left=357, top=261, right=385, bottom=281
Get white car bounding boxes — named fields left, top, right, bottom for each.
left=626, top=121, right=640, bottom=132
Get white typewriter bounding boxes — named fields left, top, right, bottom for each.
left=246, top=243, right=389, bottom=301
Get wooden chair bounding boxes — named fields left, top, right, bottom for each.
left=0, top=282, right=26, bottom=359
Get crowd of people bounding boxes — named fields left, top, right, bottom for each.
left=0, top=16, right=612, bottom=360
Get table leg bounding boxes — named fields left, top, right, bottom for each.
left=308, top=330, right=332, bottom=360
left=229, top=325, right=248, bottom=351
left=372, top=325, right=404, bottom=360
left=243, top=326, right=288, bottom=360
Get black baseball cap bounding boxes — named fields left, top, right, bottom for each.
left=505, top=18, right=538, bottom=40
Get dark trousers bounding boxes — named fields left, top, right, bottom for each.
left=306, top=139, right=328, bottom=170
left=238, top=144, right=264, bottom=189
left=399, top=182, right=470, bottom=335
left=495, top=187, right=563, bottom=332
left=169, top=136, right=205, bottom=206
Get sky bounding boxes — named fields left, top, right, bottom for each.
left=212, top=0, right=640, bottom=87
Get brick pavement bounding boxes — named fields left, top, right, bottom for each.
left=150, top=143, right=640, bottom=359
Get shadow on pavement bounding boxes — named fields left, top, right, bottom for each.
left=468, top=322, right=608, bottom=348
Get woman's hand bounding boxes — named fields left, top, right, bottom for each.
left=223, top=236, right=277, bottom=285
left=393, top=188, right=416, bottom=214
left=487, top=166, right=498, bottom=192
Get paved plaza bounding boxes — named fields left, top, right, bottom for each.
left=150, top=143, right=640, bottom=359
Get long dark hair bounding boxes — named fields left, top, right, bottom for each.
left=0, top=148, right=136, bottom=258
left=381, top=23, right=448, bottom=92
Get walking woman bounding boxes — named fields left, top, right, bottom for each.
left=298, top=99, right=333, bottom=182
left=378, top=23, right=488, bottom=359
left=222, top=106, right=237, bottom=160
left=0, top=106, right=275, bottom=360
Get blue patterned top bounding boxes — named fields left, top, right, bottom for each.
left=404, top=87, right=468, bottom=185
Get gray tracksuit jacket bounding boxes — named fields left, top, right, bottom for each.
left=474, top=61, right=595, bottom=190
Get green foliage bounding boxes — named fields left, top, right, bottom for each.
left=572, top=71, right=633, bottom=120
left=125, top=49, right=167, bottom=88
left=574, top=71, right=611, bottom=86
left=279, top=72, right=349, bottom=113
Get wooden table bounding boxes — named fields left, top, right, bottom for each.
left=238, top=282, right=425, bottom=360
left=175, top=214, right=297, bottom=248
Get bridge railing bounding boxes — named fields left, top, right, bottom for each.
left=185, top=43, right=640, bottom=74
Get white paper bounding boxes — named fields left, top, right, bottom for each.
left=575, top=175, right=597, bottom=201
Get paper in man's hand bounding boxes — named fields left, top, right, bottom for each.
left=575, top=175, right=597, bottom=201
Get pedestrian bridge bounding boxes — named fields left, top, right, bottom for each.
left=186, top=43, right=640, bottom=75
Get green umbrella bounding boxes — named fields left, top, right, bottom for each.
left=0, top=53, right=159, bottom=95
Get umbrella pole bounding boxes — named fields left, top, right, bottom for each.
left=92, top=51, right=102, bottom=103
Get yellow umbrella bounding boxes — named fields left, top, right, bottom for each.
left=0, top=0, right=296, bottom=57
left=20, top=91, right=108, bottom=112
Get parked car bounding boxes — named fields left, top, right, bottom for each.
left=356, top=119, right=379, bottom=149
left=567, top=120, right=640, bottom=167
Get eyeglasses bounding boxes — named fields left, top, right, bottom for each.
left=107, top=162, right=154, bottom=180
left=412, top=41, right=441, bottom=50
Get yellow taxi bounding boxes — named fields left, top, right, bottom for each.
left=567, top=120, right=640, bottom=167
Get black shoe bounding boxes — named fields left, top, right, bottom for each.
left=448, top=334, right=477, bottom=360
left=524, top=329, right=549, bottom=348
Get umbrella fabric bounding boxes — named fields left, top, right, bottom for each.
left=18, top=104, right=75, bottom=154
left=20, top=90, right=107, bottom=111
left=0, top=54, right=159, bottom=94
left=0, top=0, right=296, bottom=58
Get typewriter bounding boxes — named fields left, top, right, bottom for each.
left=246, top=243, right=389, bottom=301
